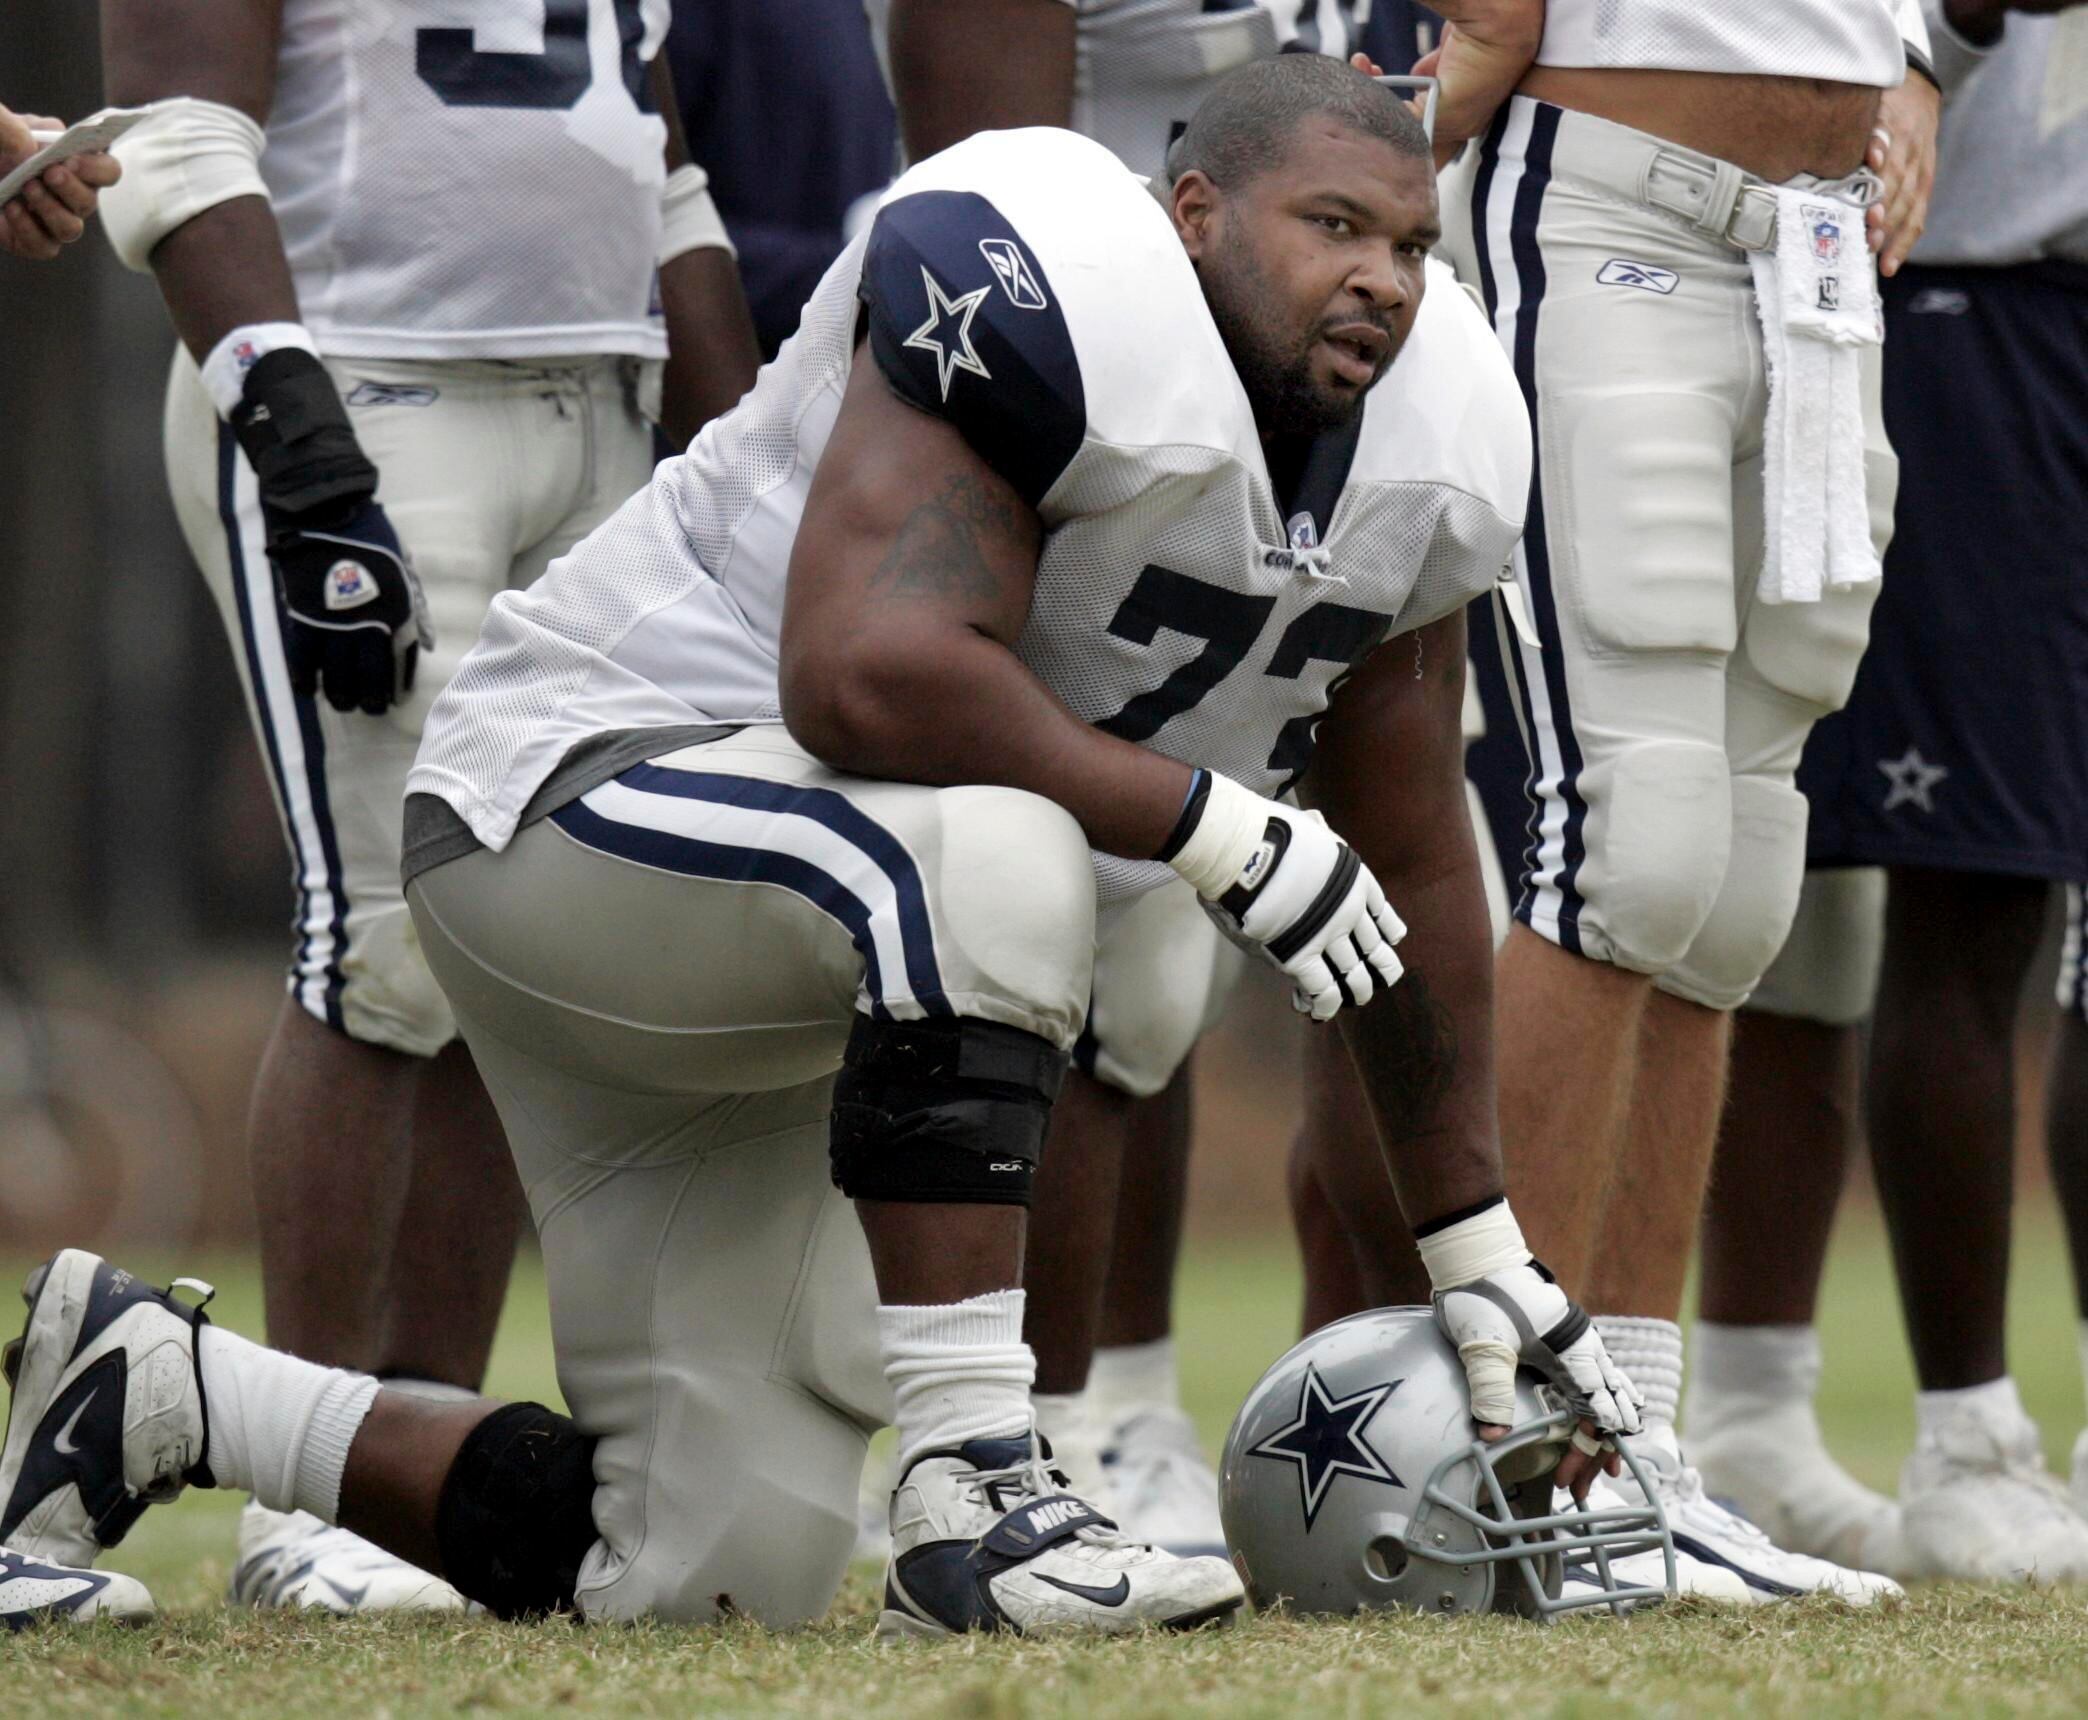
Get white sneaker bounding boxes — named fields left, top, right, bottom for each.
left=1556, top=1473, right=1751, bottom=1608
left=1100, top=1408, right=1227, bottom=1559
left=0, top=1250, right=212, bottom=1567
left=231, top=1501, right=466, bottom=1613
left=1902, top=1403, right=2088, bottom=1583
left=878, top=1433, right=1243, bottom=1637
left=1, top=1545, right=154, bottom=1628
left=1620, top=1428, right=1900, bottom=1605
left=1688, top=1397, right=1905, bottom=1576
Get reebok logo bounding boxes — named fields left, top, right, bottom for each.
left=1596, top=259, right=1679, bottom=295
left=977, top=237, right=1047, bottom=310
left=1026, top=1501, right=1086, bottom=1535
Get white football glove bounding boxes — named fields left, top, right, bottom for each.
left=1159, top=770, right=1405, bottom=1021
left=1416, top=1198, right=1643, bottom=1437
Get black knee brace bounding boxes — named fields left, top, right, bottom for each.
left=434, top=1403, right=599, bottom=1619
left=829, top=1015, right=1066, bottom=1206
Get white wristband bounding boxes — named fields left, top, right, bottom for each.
left=198, top=321, right=321, bottom=418
left=658, top=162, right=734, bottom=265
left=1163, top=771, right=1267, bottom=900
left=1415, top=1198, right=1532, bottom=1292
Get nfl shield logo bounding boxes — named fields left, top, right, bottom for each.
left=1804, top=205, right=1842, bottom=265
left=1286, top=512, right=1318, bottom=551
left=324, top=559, right=379, bottom=610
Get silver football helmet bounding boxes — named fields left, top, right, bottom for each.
left=1221, top=1306, right=1674, bottom=1620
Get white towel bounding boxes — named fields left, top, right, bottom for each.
left=1749, top=176, right=1883, bottom=605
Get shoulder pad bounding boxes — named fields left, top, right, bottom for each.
left=1352, top=259, right=1531, bottom=524
left=864, top=130, right=1249, bottom=501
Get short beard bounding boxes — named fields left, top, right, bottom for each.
left=1199, top=224, right=1365, bottom=439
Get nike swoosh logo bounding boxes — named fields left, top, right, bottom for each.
left=1033, top=1572, right=1130, bottom=1607
left=318, top=1573, right=371, bottom=1609
left=52, top=1391, right=96, bottom=1457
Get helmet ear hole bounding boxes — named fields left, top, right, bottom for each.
left=1363, top=1538, right=1409, bottom=1584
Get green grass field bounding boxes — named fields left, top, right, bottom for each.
left=8, top=1200, right=2088, bottom=1717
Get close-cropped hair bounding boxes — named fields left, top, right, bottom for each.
left=1167, top=54, right=1431, bottom=189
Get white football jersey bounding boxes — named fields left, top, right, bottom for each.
left=265, top=0, right=671, bottom=359
left=1537, top=0, right=1908, bottom=84
left=862, top=0, right=1361, bottom=181
left=408, top=128, right=1529, bottom=901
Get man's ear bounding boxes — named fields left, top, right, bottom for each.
left=1170, top=168, right=1219, bottom=261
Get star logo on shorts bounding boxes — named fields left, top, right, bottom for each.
left=1247, top=1365, right=1403, bottom=1530
left=904, top=267, right=993, bottom=401
left=1878, top=746, right=1949, bottom=813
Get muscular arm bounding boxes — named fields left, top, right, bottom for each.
left=651, top=53, right=760, bottom=446
left=884, top=0, right=1076, bottom=159
left=104, top=0, right=297, bottom=359
left=1306, top=606, right=1503, bottom=1227
left=779, top=344, right=1192, bottom=859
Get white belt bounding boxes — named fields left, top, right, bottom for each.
left=1541, top=104, right=1781, bottom=253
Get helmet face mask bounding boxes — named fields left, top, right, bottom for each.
left=1221, top=1307, right=1673, bottom=1621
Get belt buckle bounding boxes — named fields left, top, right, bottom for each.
left=1724, top=189, right=1778, bottom=253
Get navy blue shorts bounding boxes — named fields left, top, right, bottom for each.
left=1798, top=259, right=2088, bottom=881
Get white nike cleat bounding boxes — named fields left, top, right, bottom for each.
left=878, top=1434, right=1243, bottom=1637
left=1687, top=1397, right=1905, bottom=1576
left=1556, top=1473, right=1751, bottom=1608
left=231, top=1501, right=466, bottom=1613
left=1, top=1545, right=154, bottom=1628
left=0, top=1250, right=213, bottom=1567
left=2072, top=1427, right=2088, bottom=1524
left=1099, top=1408, right=1227, bottom=1558
left=1615, top=1428, right=1900, bottom=1604
left=1901, top=1404, right=2088, bottom=1584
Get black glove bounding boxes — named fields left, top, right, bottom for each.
left=231, top=348, right=429, bottom=715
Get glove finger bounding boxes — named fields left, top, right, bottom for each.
left=354, top=632, right=395, bottom=716
left=1348, top=910, right=1384, bottom=962
left=1455, top=1338, right=1519, bottom=1428
left=1368, top=888, right=1407, bottom=948
left=1365, top=940, right=1404, bottom=991
left=279, top=627, right=320, bottom=700
left=400, top=640, right=419, bottom=698
left=1291, top=955, right=1341, bottom=1022
left=1331, top=935, right=1374, bottom=1010
left=316, top=638, right=364, bottom=713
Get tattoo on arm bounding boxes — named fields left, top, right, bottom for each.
left=870, top=471, right=1018, bottom=602
left=1368, top=970, right=1459, bottom=1145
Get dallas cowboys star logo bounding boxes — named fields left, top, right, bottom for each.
left=1247, top=1365, right=1404, bottom=1530
left=1878, top=746, right=1948, bottom=813
left=903, top=266, right=993, bottom=402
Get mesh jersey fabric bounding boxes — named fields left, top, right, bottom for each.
left=1537, top=0, right=1906, bottom=83
left=407, top=128, right=1529, bottom=900
left=265, top=0, right=672, bottom=359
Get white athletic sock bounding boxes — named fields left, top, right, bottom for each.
left=1088, top=1337, right=1181, bottom=1430
left=879, top=1290, right=1034, bottom=1471
left=199, top=1327, right=379, bottom=1521
left=1915, top=1374, right=2027, bottom=1444
left=1689, top=1322, right=1822, bottom=1410
left=377, top=1375, right=480, bottom=1406
left=1031, top=1389, right=1102, bottom=1492
left=1594, top=1315, right=1684, bottom=1435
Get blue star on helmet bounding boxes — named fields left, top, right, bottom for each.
left=904, top=266, right=994, bottom=401
left=1247, top=1365, right=1404, bottom=1530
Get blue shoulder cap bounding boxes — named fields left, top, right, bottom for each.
left=859, top=189, right=1087, bottom=509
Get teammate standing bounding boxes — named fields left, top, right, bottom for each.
left=3, top=62, right=1640, bottom=1635
left=90, top=0, right=759, bottom=1609
left=1689, top=0, right=2088, bottom=1584
left=1382, top=0, right=1940, bottom=1600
